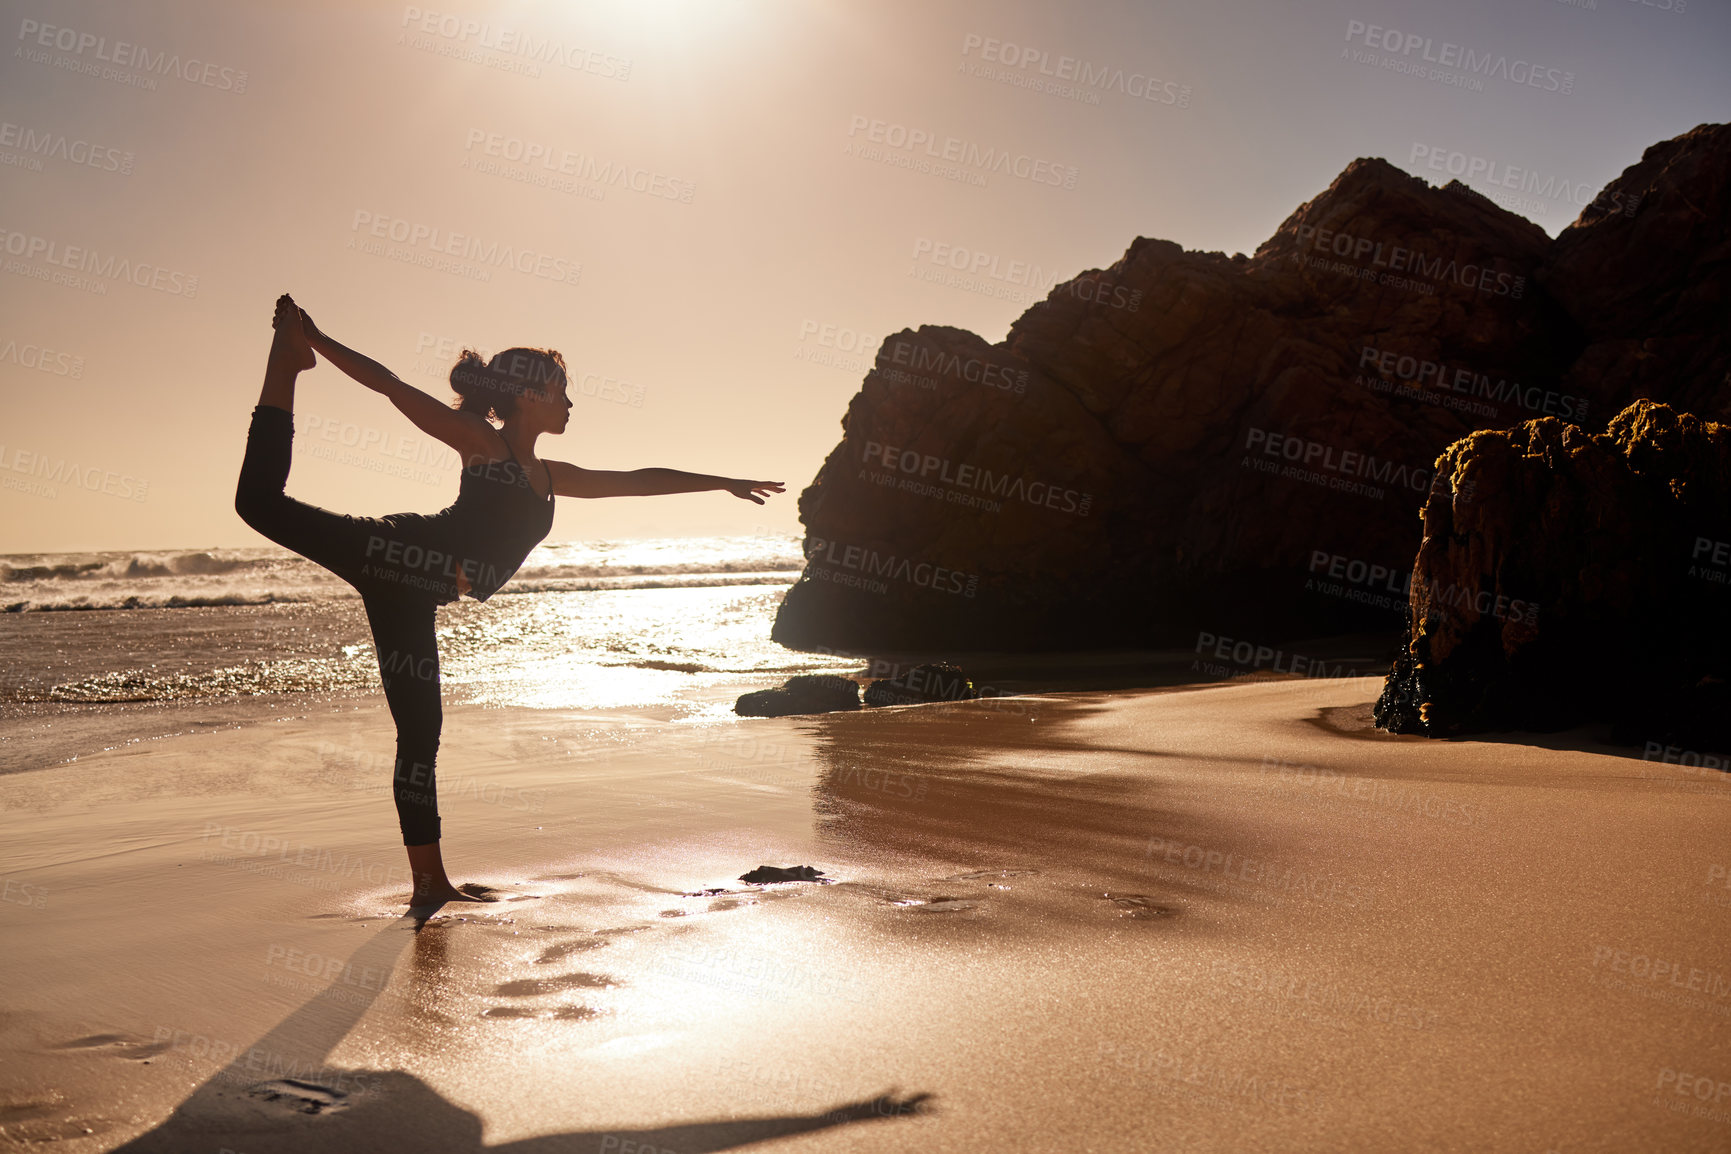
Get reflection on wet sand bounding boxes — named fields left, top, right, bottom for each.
left=804, top=695, right=1276, bottom=925
left=109, top=917, right=931, bottom=1152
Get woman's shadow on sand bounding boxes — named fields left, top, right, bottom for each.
left=110, top=913, right=932, bottom=1153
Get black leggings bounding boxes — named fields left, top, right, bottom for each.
left=235, top=404, right=445, bottom=846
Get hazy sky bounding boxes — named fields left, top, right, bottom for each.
left=2, top=0, right=1725, bottom=553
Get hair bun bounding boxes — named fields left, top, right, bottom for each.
left=449, top=346, right=566, bottom=421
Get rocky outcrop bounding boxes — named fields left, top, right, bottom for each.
left=773, top=124, right=1731, bottom=656
left=1374, top=401, right=1731, bottom=745
left=1543, top=125, right=1731, bottom=423
left=863, top=663, right=976, bottom=707
left=734, top=674, right=860, bottom=717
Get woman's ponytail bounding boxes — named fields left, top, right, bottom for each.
left=450, top=349, right=496, bottom=417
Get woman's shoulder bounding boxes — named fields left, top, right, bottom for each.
left=453, top=413, right=512, bottom=467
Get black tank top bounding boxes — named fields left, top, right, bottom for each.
left=440, top=429, right=556, bottom=601
left=378, top=428, right=555, bottom=603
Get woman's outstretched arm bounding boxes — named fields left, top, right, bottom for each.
left=548, top=460, right=784, bottom=504
left=296, top=306, right=496, bottom=459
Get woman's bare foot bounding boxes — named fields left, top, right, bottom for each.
left=270, top=294, right=315, bottom=372
left=408, top=880, right=496, bottom=910
left=405, top=841, right=501, bottom=911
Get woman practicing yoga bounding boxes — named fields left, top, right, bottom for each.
left=237, top=294, right=783, bottom=909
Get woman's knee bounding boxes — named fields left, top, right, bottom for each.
left=233, top=480, right=286, bottom=533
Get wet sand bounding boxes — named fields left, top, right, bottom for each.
left=2, top=678, right=1728, bottom=1152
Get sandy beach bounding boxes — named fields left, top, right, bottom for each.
left=3, top=675, right=1728, bottom=1152
left=6, top=0, right=1728, bottom=1149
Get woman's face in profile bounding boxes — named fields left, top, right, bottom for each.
left=523, top=371, right=572, bottom=433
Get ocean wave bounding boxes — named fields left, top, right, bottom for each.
left=0, top=548, right=276, bottom=583
left=2, top=576, right=795, bottom=613
left=0, top=536, right=806, bottom=612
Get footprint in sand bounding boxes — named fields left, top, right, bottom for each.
left=535, top=939, right=610, bottom=965
left=482, top=1004, right=602, bottom=1021
left=51, top=1032, right=174, bottom=1060
left=1103, top=892, right=1175, bottom=919
left=246, top=1078, right=350, bottom=1115
left=0, top=1092, right=112, bottom=1143
left=944, top=868, right=1041, bottom=882
left=0, top=1092, right=63, bottom=1124
left=480, top=1006, right=538, bottom=1019
left=494, top=971, right=618, bottom=998
left=891, top=896, right=979, bottom=913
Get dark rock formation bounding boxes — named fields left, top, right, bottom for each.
left=1374, top=401, right=1731, bottom=745
left=773, top=123, right=1731, bottom=655
left=739, top=865, right=828, bottom=884
left=862, top=663, right=977, bottom=707
left=734, top=674, right=860, bottom=717
left=1544, top=126, right=1731, bottom=423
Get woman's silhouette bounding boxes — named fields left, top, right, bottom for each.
left=237, top=294, right=783, bottom=909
